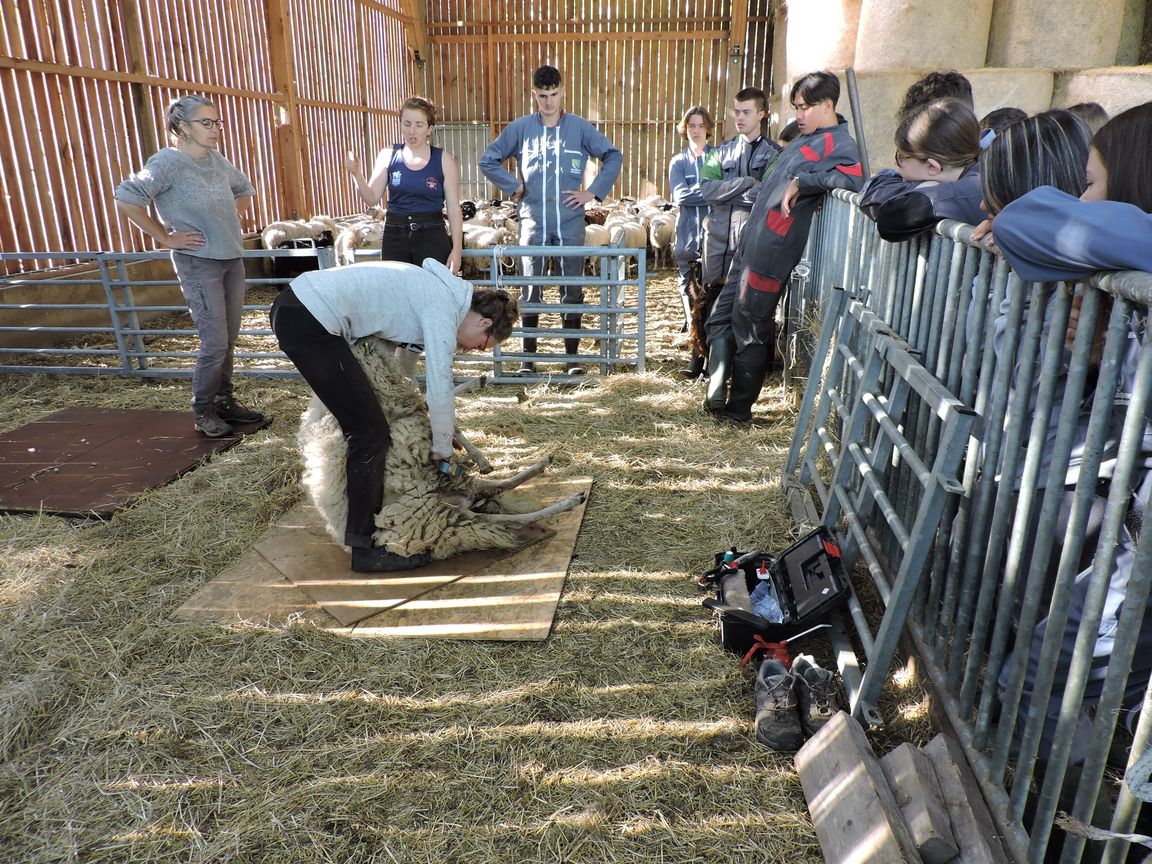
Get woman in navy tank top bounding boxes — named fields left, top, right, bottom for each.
left=345, top=97, right=464, bottom=273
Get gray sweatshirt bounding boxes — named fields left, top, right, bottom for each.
left=114, top=148, right=256, bottom=259
left=288, top=259, right=473, bottom=455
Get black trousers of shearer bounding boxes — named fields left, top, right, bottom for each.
left=270, top=288, right=391, bottom=549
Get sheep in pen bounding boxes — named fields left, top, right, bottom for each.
left=298, top=337, right=586, bottom=559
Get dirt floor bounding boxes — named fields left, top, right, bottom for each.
left=0, top=270, right=931, bottom=863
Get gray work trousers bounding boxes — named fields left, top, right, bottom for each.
left=172, top=252, right=246, bottom=414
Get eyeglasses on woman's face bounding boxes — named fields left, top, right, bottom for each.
left=189, top=118, right=224, bottom=131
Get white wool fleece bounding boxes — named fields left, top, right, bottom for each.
left=288, top=258, right=472, bottom=455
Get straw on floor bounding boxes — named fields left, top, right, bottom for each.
left=0, top=272, right=931, bottom=864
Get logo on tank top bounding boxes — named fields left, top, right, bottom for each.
left=425, top=177, right=439, bottom=190
left=391, top=171, right=402, bottom=186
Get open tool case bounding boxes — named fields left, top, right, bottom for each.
left=700, top=526, right=851, bottom=656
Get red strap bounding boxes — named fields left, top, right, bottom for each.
left=741, top=635, right=791, bottom=668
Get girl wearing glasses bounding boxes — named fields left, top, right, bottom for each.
left=858, top=97, right=985, bottom=242
left=114, top=95, right=263, bottom=438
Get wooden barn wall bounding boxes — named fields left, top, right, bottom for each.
left=0, top=0, right=773, bottom=264
left=424, top=0, right=773, bottom=201
left=0, top=0, right=422, bottom=267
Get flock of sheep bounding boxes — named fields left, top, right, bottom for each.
left=259, top=195, right=679, bottom=276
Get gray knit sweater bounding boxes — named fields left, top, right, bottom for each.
left=114, top=148, right=256, bottom=259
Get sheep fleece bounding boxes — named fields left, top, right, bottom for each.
left=298, top=338, right=539, bottom=559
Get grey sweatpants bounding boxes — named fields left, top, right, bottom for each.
left=172, top=252, right=246, bottom=414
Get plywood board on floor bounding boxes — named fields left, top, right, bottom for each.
left=174, top=475, right=592, bottom=642
left=0, top=406, right=270, bottom=516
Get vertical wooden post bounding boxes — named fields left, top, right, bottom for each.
left=722, top=0, right=750, bottom=139
left=265, top=0, right=307, bottom=218
left=113, top=0, right=158, bottom=152
left=355, top=1, right=369, bottom=160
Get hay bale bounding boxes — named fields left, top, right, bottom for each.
left=854, top=0, right=993, bottom=71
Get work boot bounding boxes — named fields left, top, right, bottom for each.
left=351, top=546, right=431, bottom=573
left=194, top=408, right=233, bottom=438
left=791, top=655, right=840, bottom=739
left=564, top=313, right=585, bottom=370
left=678, top=352, right=705, bottom=380
left=702, top=337, right=734, bottom=413
left=721, top=357, right=766, bottom=424
left=214, top=395, right=264, bottom=424
left=754, top=659, right=804, bottom=751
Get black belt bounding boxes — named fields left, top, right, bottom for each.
left=385, top=214, right=445, bottom=232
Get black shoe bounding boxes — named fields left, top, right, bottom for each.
left=194, top=409, right=233, bottom=438
left=215, top=396, right=264, bottom=424
left=513, top=362, right=536, bottom=376
left=791, top=655, right=840, bottom=739
left=566, top=366, right=586, bottom=376
left=351, top=547, right=431, bottom=573
left=678, top=353, right=706, bottom=380
left=754, top=659, right=805, bottom=751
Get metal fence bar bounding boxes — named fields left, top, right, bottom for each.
left=0, top=246, right=647, bottom=382
left=786, top=189, right=1152, bottom=864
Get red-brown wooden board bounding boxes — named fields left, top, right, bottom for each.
left=0, top=406, right=270, bottom=516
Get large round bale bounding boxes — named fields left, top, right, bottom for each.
left=987, top=0, right=1125, bottom=69
left=1052, top=67, right=1152, bottom=119
left=784, top=0, right=861, bottom=84
left=854, top=0, right=993, bottom=72
left=966, top=67, right=1055, bottom=120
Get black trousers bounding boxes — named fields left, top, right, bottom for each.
left=270, top=288, right=390, bottom=548
left=380, top=220, right=452, bottom=265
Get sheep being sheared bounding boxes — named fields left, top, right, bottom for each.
left=298, top=337, right=585, bottom=560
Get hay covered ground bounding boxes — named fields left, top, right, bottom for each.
left=0, top=271, right=930, bottom=863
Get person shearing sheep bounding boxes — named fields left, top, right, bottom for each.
left=114, top=95, right=265, bottom=438
left=269, top=259, right=519, bottom=573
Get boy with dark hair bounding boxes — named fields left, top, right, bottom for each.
left=898, top=70, right=974, bottom=119
left=688, top=86, right=781, bottom=381
left=479, top=64, right=622, bottom=375
left=705, top=70, right=863, bottom=422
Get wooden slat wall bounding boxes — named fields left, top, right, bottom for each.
left=0, top=0, right=420, bottom=269
left=0, top=0, right=773, bottom=268
left=425, top=0, right=772, bottom=201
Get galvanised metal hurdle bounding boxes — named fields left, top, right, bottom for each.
left=787, top=189, right=1152, bottom=863
left=0, top=244, right=646, bottom=383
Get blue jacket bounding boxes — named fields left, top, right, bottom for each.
left=994, top=186, right=1152, bottom=282
left=858, top=166, right=984, bottom=242
left=668, top=144, right=714, bottom=261
left=478, top=111, right=622, bottom=241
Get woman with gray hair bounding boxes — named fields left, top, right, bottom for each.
left=114, top=95, right=263, bottom=437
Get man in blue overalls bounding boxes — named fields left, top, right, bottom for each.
left=480, top=65, right=622, bottom=375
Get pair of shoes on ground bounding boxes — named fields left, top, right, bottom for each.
left=754, top=654, right=840, bottom=751
left=194, top=396, right=265, bottom=438
left=351, top=546, right=430, bottom=573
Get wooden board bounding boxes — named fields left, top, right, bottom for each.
left=0, top=406, right=270, bottom=516
left=174, top=475, right=592, bottom=642
left=794, top=711, right=920, bottom=864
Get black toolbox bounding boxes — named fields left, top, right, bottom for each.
left=701, top=527, right=850, bottom=656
